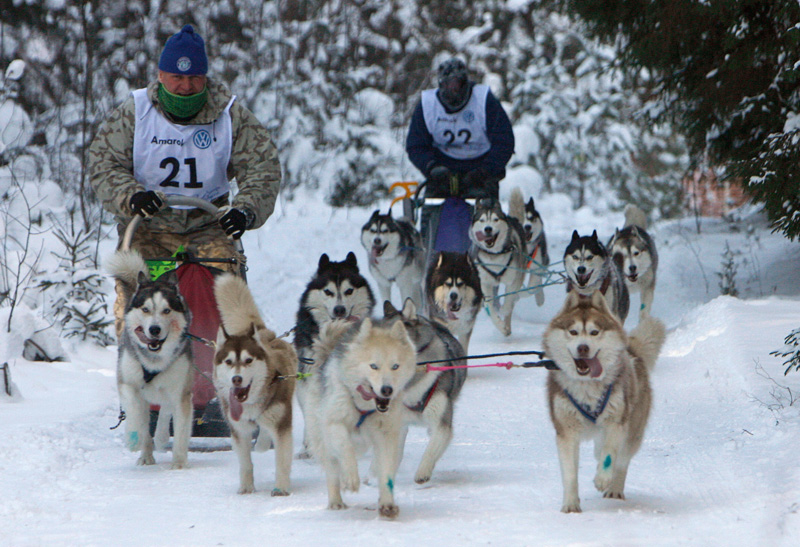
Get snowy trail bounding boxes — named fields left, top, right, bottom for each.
left=2, top=198, right=800, bottom=545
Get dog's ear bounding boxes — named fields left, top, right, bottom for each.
left=383, top=300, right=398, bottom=317
left=356, top=318, right=373, bottom=340
left=215, top=325, right=228, bottom=351
left=590, top=290, right=612, bottom=315
left=389, top=318, right=409, bottom=341
left=631, top=225, right=640, bottom=237
left=318, top=253, right=330, bottom=271
left=137, top=270, right=150, bottom=286
left=436, top=252, right=445, bottom=269
left=401, top=298, right=417, bottom=321
left=158, top=268, right=179, bottom=285
left=591, top=230, right=598, bottom=241
left=563, top=290, right=582, bottom=310
left=370, top=209, right=380, bottom=220
left=386, top=208, right=392, bottom=218
left=247, top=322, right=256, bottom=338
left=571, top=230, right=580, bottom=243
left=526, top=197, right=534, bottom=208
left=345, top=251, right=358, bottom=269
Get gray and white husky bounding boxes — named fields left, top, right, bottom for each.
left=509, top=188, right=550, bottom=307
left=425, top=251, right=483, bottom=353
left=468, top=197, right=528, bottom=336
left=213, top=274, right=296, bottom=495
left=360, top=209, right=425, bottom=308
left=106, top=250, right=193, bottom=469
left=383, top=299, right=467, bottom=484
left=306, top=316, right=418, bottom=518
left=608, top=205, right=658, bottom=319
left=543, top=290, right=665, bottom=513
left=563, top=230, right=630, bottom=323
left=293, top=252, right=375, bottom=458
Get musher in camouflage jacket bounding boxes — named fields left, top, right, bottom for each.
left=89, top=25, right=281, bottom=335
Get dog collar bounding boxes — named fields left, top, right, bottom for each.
left=563, top=381, right=615, bottom=424
left=355, top=408, right=376, bottom=428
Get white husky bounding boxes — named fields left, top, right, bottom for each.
left=306, top=317, right=417, bottom=518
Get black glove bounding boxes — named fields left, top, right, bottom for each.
left=129, top=191, right=164, bottom=217
left=427, top=164, right=456, bottom=196
left=462, top=168, right=499, bottom=200
left=219, top=207, right=253, bottom=239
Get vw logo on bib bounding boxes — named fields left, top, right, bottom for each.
left=463, top=110, right=475, bottom=123
left=192, top=129, right=212, bottom=149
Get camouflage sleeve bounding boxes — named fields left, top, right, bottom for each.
left=88, top=98, right=140, bottom=221
left=228, top=103, right=281, bottom=229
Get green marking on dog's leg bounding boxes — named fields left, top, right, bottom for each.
left=128, top=431, right=139, bottom=450
left=603, top=454, right=612, bottom=470
left=640, top=303, right=646, bottom=310
left=387, top=478, right=394, bottom=493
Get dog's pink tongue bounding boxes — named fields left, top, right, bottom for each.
left=229, top=388, right=244, bottom=421
left=357, top=384, right=376, bottom=401
left=583, top=357, right=603, bottom=378
left=475, top=232, right=487, bottom=242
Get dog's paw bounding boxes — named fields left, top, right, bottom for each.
left=170, top=460, right=188, bottom=470
left=136, top=453, right=155, bottom=466
left=603, top=490, right=625, bottom=500
left=414, top=469, right=432, bottom=484
left=328, top=501, right=348, bottom=510
left=593, top=469, right=613, bottom=493
left=295, top=449, right=313, bottom=460
left=237, top=483, right=255, bottom=495
left=379, top=503, right=399, bottom=519
left=561, top=502, right=582, bottom=514
left=341, top=468, right=360, bottom=492
left=271, top=488, right=290, bottom=497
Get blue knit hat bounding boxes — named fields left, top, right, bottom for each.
left=158, top=25, right=208, bottom=75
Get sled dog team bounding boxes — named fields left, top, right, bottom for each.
left=107, top=193, right=664, bottom=518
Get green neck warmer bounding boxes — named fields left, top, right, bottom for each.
left=158, top=84, right=208, bottom=119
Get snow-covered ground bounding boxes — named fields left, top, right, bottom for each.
left=2, top=189, right=800, bottom=546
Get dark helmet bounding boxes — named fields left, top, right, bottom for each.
left=437, top=58, right=470, bottom=111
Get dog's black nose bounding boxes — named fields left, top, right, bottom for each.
left=484, top=227, right=493, bottom=235
left=449, top=292, right=459, bottom=301
left=629, top=265, right=637, bottom=273
left=577, top=266, right=586, bottom=275
left=148, top=325, right=161, bottom=337
left=374, top=238, right=382, bottom=245
left=380, top=385, right=393, bottom=397
left=333, top=305, right=346, bottom=318
left=577, top=344, right=590, bottom=357
left=232, top=375, right=243, bottom=387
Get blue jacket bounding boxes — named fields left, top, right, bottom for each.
left=405, top=86, right=515, bottom=179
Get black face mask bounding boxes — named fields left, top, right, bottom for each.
left=438, top=77, right=470, bottom=111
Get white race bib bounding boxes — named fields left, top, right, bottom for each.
left=132, top=88, right=234, bottom=209
left=421, top=84, right=491, bottom=160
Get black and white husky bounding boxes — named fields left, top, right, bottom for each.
left=607, top=205, right=658, bottom=319
left=293, top=252, right=376, bottom=458
left=509, top=188, right=550, bottom=307
left=425, top=251, right=483, bottom=353
left=106, top=250, right=193, bottom=469
left=360, top=209, right=425, bottom=308
left=468, top=197, right=527, bottom=337
left=563, top=230, right=630, bottom=323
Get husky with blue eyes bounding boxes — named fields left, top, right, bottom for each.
left=305, top=314, right=417, bottom=519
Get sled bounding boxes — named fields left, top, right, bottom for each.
left=390, top=180, right=475, bottom=265
left=121, top=196, right=246, bottom=438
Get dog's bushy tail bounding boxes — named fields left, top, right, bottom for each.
left=623, top=204, right=648, bottom=230
left=312, top=320, right=353, bottom=366
left=628, top=316, right=666, bottom=371
left=508, top=187, right=525, bottom=224
left=105, top=250, right=148, bottom=288
left=213, top=273, right=268, bottom=336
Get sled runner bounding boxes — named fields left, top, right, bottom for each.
left=121, top=196, right=246, bottom=438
